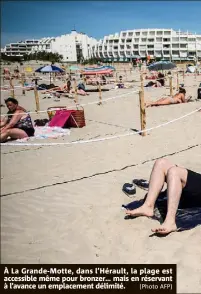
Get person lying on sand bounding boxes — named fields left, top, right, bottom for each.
left=145, top=88, right=192, bottom=107
left=125, top=158, right=201, bottom=235
left=0, top=97, right=35, bottom=143
left=41, top=85, right=67, bottom=94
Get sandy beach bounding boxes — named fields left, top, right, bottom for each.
left=1, top=65, right=201, bottom=293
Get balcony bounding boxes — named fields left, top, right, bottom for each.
left=155, top=53, right=162, bottom=57
left=180, top=52, right=188, bottom=57
left=147, top=39, right=154, bottom=43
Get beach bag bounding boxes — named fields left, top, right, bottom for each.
left=198, top=87, right=201, bottom=99
left=47, top=106, right=86, bottom=128
left=66, top=106, right=86, bottom=128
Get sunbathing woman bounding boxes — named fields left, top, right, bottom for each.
left=0, top=98, right=35, bottom=143
left=145, top=88, right=192, bottom=107
left=126, top=158, right=201, bottom=234
left=41, top=84, right=67, bottom=94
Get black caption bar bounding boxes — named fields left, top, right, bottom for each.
left=1, top=264, right=176, bottom=293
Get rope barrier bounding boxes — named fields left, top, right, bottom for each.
left=0, top=89, right=139, bottom=117
left=1, top=106, right=200, bottom=147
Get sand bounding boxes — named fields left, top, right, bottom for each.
left=1, top=64, right=201, bottom=293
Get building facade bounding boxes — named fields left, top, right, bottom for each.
left=2, top=30, right=97, bottom=62
left=93, top=29, right=201, bottom=62
left=50, top=30, right=97, bottom=62
left=31, top=37, right=55, bottom=53
left=3, top=39, right=41, bottom=57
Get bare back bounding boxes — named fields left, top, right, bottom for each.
left=173, top=93, right=185, bottom=103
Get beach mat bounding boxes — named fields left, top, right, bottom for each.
left=15, top=126, right=71, bottom=142
left=123, top=192, right=201, bottom=231
left=85, top=89, right=110, bottom=92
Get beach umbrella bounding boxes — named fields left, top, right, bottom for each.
left=35, top=65, right=64, bottom=83
left=148, top=61, right=176, bottom=71
left=25, top=66, right=33, bottom=73
left=68, top=65, right=80, bottom=71
left=82, top=69, right=113, bottom=75
left=186, top=66, right=196, bottom=73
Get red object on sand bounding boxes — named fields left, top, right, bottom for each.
left=48, top=110, right=73, bottom=127
left=48, top=109, right=86, bottom=128
left=82, top=69, right=113, bottom=75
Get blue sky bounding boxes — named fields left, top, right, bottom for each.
left=1, top=1, right=201, bottom=46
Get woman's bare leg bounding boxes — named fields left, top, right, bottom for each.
left=0, top=128, right=28, bottom=143
left=126, top=159, right=175, bottom=217
left=152, top=166, right=187, bottom=234
left=146, top=97, right=173, bottom=107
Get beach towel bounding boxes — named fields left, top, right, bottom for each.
left=48, top=110, right=73, bottom=128
left=15, top=126, right=71, bottom=142
left=123, top=192, right=201, bottom=231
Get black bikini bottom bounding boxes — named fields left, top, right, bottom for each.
left=19, top=127, right=35, bottom=137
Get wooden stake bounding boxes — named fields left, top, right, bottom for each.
left=124, top=69, right=127, bottom=81
left=21, top=77, right=26, bottom=95
left=9, top=78, right=15, bottom=98
left=115, top=72, right=118, bottom=83
left=139, top=90, right=146, bottom=136
left=98, top=82, right=102, bottom=105
left=74, top=79, right=78, bottom=104
left=176, top=72, right=179, bottom=91
left=34, top=85, right=40, bottom=112
left=194, top=69, right=197, bottom=80
left=83, top=76, right=87, bottom=86
left=169, top=76, right=173, bottom=97
left=140, top=73, right=144, bottom=94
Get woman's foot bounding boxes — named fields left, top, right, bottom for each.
left=151, top=221, right=177, bottom=235
left=126, top=204, right=154, bottom=217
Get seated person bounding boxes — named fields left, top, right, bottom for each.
left=145, top=88, right=192, bottom=107
left=125, top=158, right=201, bottom=234
left=77, top=82, right=86, bottom=91
left=117, top=83, right=124, bottom=89
left=101, top=75, right=106, bottom=84
left=145, top=72, right=165, bottom=88
left=145, top=80, right=161, bottom=87
left=0, top=98, right=35, bottom=143
left=67, top=79, right=71, bottom=92
left=156, top=72, right=165, bottom=86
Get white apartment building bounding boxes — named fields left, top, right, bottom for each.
left=93, top=29, right=201, bottom=62
left=3, top=39, right=40, bottom=57
left=50, top=30, right=97, bottom=62
left=2, top=30, right=97, bottom=62
left=31, top=37, right=55, bottom=53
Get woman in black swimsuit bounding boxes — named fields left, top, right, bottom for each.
left=126, top=158, right=201, bottom=235
left=0, top=97, right=35, bottom=143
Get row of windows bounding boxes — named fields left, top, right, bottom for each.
left=121, top=31, right=171, bottom=37
left=104, top=37, right=198, bottom=44
left=110, top=31, right=200, bottom=38
left=97, top=52, right=197, bottom=58
left=97, top=44, right=196, bottom=51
